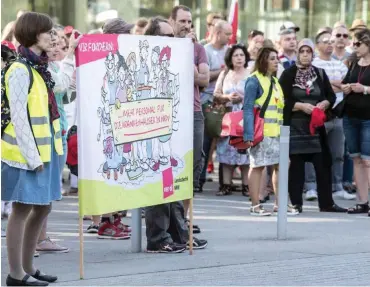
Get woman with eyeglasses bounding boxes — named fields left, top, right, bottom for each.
left=2, top=12, right=63, bottom=286
left=341, top=29, right=370, bottom=216
left=280, top=39, right=347, bottom=214
left=213, top=44, right=250, bottom=196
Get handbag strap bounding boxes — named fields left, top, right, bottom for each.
left=259, top=78, right=274, bottom=118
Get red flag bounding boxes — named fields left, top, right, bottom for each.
left=228, top=0, right=238, bottom=45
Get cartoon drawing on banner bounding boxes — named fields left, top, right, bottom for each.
left=96, top=40, right=182, bottom=185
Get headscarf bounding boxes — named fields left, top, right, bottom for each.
left=18, top=46, right=60, bottom=123
left=102, top=18, right=134, bottom=34
left=294, top=38, right=317, bottom=91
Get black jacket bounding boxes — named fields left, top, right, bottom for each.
left=279, top=64, right=336, bottom=126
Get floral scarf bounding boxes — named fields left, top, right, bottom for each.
left=17, top=46, right=60, bottom=123
left=293, top=54, right=317, bottom=93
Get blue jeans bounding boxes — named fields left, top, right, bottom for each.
left=343, top=116, right=370, bottom=160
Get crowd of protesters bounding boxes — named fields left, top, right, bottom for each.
left=1, top=5, right=369, bottom=286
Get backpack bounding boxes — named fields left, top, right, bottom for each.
left=1, top=59, right=34, bottom=136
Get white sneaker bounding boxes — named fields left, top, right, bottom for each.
left=305, top=189, right=318, bottom=201
left=333, top=190, right=356, bottom=200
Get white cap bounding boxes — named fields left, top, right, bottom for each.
left=280, top=21, right=300, bottom=33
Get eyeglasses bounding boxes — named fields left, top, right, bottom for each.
left=353, top=41, right=363, bottom=47
left=335, top=33, right=349, bottom=39
left=158, top=33, right=174, bottom=38
left=319, top=38, right=335, bottom=44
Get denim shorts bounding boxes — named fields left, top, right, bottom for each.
left=343, top=116, right=370, bottom=160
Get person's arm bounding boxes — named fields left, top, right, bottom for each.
left=321, top=69, right=336, bottom=109
left=210, top=69, right=223, bottom=82
left=243, top=76, right=260, bottom=142
left=50, top=57, right=75, bottom=94
left=194, top=45, right=210, bottom=88
left=7, top=67, right=42, bottom=170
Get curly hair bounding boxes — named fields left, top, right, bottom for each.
left=224, top=44, right=250, bottom=70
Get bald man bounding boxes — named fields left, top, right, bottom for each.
left=199, top=20, right=232, bottom=191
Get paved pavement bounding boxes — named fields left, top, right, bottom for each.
left=1, top=180, right=370, bottom=286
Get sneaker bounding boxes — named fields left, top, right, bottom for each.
left=185, top=219, right=201, bottom=234
left=114, top=216, right=132, bottom=234
left=305, top=189, right=318, bottom=201
left=273, top=205, right=299, bottom=215
left=187, top=237, right=208, bottom=250
left=97, top=221, right=130, bottom=240
left=86, top=224, right=99, bottom=233
left=36, top=238, right=69, bottom=253
left=250, top=204, right=271, bottom=216
left=147, top=241, right=186, bottom=253
left=333, top=190, right=356, bottom=200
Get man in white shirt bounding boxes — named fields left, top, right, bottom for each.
left=305, top=31, right=355, bottom=201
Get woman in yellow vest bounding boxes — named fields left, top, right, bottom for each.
left=243, top=47, right=299, bottom=216
left=1, top=12, right=62, bottom=286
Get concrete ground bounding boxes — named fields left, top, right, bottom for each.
left=1, top=180, right=370, bottom=286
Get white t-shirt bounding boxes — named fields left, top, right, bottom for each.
left=313, top=57, right=348, bottom=107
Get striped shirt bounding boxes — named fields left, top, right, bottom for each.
left=313, top=57, right=348, bottom=107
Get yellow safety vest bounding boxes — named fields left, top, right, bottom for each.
left=1, top=62, right=64, bottom=165
left=252, top=71, right=284, bottom=138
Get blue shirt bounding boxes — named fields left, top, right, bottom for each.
left=243, top=76, right=263, bottom=141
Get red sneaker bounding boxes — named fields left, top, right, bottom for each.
left=151, top=161, right=160, bottom=171
left=97, top=221, right=130, bottom=240
left=114, top=216, right=132, bottom=233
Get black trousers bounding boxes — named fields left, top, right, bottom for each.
left=145, top=201, right=189, bottom=247
left=289, top=152, right=334, bottom=209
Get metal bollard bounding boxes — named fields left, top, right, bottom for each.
left=277, top=125, right=290, bottom=240
left=131, top=208, right=142, bottom=252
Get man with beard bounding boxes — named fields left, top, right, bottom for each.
left=170, top=5, right=210, bottom=233
left=143, top=16, right=208, bottom=253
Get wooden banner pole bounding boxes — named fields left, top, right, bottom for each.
left=79, top=217, right=84, bottom=279
left=189, top=198, right=194, bottom=255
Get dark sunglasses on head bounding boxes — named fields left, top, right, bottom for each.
left=353, top=41, right=363, bottom=47
left=335, top=33, right=349, bottom=39
left=158, top=33, right=174, bottom=38
left=249, top=30, right=264, bottom=38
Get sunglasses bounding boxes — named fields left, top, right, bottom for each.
left=335, top=33, right=349, bottom=39
left=320, top=38, right=335, bottom=44
left=249, top=30, right=264, bottom=38
left=158, top=33, right=174, bottom=38
left=353, top=41, right=363, bottom=47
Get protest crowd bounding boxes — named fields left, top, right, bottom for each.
left=1, top=4, right=370, bottom=286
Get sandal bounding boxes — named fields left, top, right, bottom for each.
left=250, top=204, right=271, bottom=216
left=216, top=185, right=232, bottom=196
left=347, top=202, right=369, bottom=214
left=242, top=185, right=249, bottom=197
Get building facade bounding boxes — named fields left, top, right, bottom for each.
left=2, top=0, right=369, bottom=41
